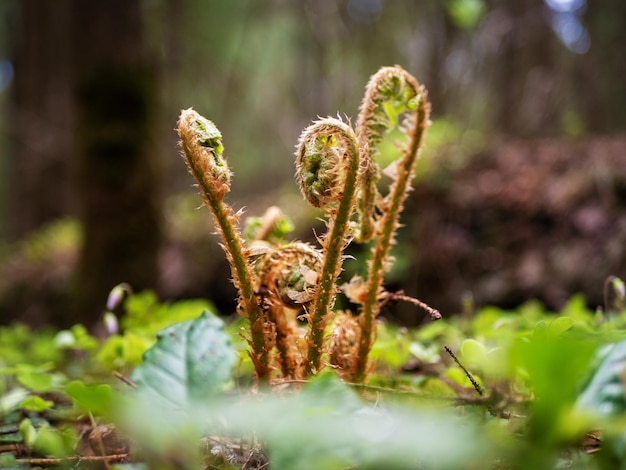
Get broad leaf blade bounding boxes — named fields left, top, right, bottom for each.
left=131, top=311, right=235, bottom=406
left=577, top=341, right=626, bottom=415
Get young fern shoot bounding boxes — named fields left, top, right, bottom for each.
left=177, top=109, right=270, bottom=382
left=251, top=241, right=323, bottom=379
left=352, top=66, right=432, bottom=382
left=295, top=118, right=360, bottom=375
left=176, top=66, right=435, bottom=386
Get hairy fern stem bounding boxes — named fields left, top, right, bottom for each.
left=295, top=118, right=360, bottom=374
left=353, top=67, right=431, bottom=382
left=178, top=109, right=269, bottom=382
left=177, top=66, right=435, bottom=386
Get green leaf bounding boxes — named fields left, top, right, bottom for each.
left=370, top=324, right=411, bottom=368
left=15, top=365, right=54, bottom=393
left=510, top=334, right=598, bottom=447
left=576, top=341, right=626, bottom=467
left=122, top=290, right=215, bottom=336
left=299, top=371, right=362, bottom=412
left=54, top=324, right=98, bottom=350
left=445, top=366, right=480, bottom=390
left=418, top=376, right=458, bottom=397
left=409, top=341, right=441, bottom=364
left=460, top=338, right=486, bottom=366
left=130, top=311, right=235, bottom=406
left=238, top=374, right=484, bottom=468
left=18, top=395, right=54, bottom=412
left=18, top=418, right=37, bottom=447
left=0, top=431, right=23, bottom=444
left=549, top=316, right=575, bottom=337
left=98, top=332, right=154, bottom=369
left=31, top=424, right=73, bottom=458
left=561, top=294, right=594, bottom=322
left=577, top=341, right=626, bottom=416
left=65, top=381, right=115, bottom=416
left=0, top=454, right=19, bottom=467
left=121, top=373, right=491, bottom=469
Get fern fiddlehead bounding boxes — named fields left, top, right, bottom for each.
left=177, top=108, right=270, bottom=382
left=252, top=241, right=322, bottom=378
left=353, top=66, right=432, bottom=381
left=295, top=117, right=360, bottom=374
left=177, top=66, right=433, bottom=385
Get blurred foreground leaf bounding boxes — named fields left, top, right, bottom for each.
left=121, top=373, right=495, bottom=470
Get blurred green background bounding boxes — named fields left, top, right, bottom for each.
left=0, top=0, right=625, bottom=327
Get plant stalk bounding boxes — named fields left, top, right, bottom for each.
left=299, top=119, right=360, bottom=374
left=354, top=85, right=430, bottom=382
left=178, top=109, right=269, bottom=382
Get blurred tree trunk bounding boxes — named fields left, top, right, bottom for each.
left=487, top=0, right=560, bottom=137
left=580, top=0, right=626, bottom=133
left=12, top=0, right=74, bottom=238
left=71, top=0, right=161, bottom=326
left=294, top=1, right=334, bottom=117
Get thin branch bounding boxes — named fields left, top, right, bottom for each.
left=444, top=345, right=483, bottom=396
left=380, top=290, right=442, bottom=320
left=16, top=454, right=129, bottom=467
left=112, top=370, right=136, bottom=388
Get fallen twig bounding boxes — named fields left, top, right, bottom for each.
left=16, top=453, right=129, bottom=467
